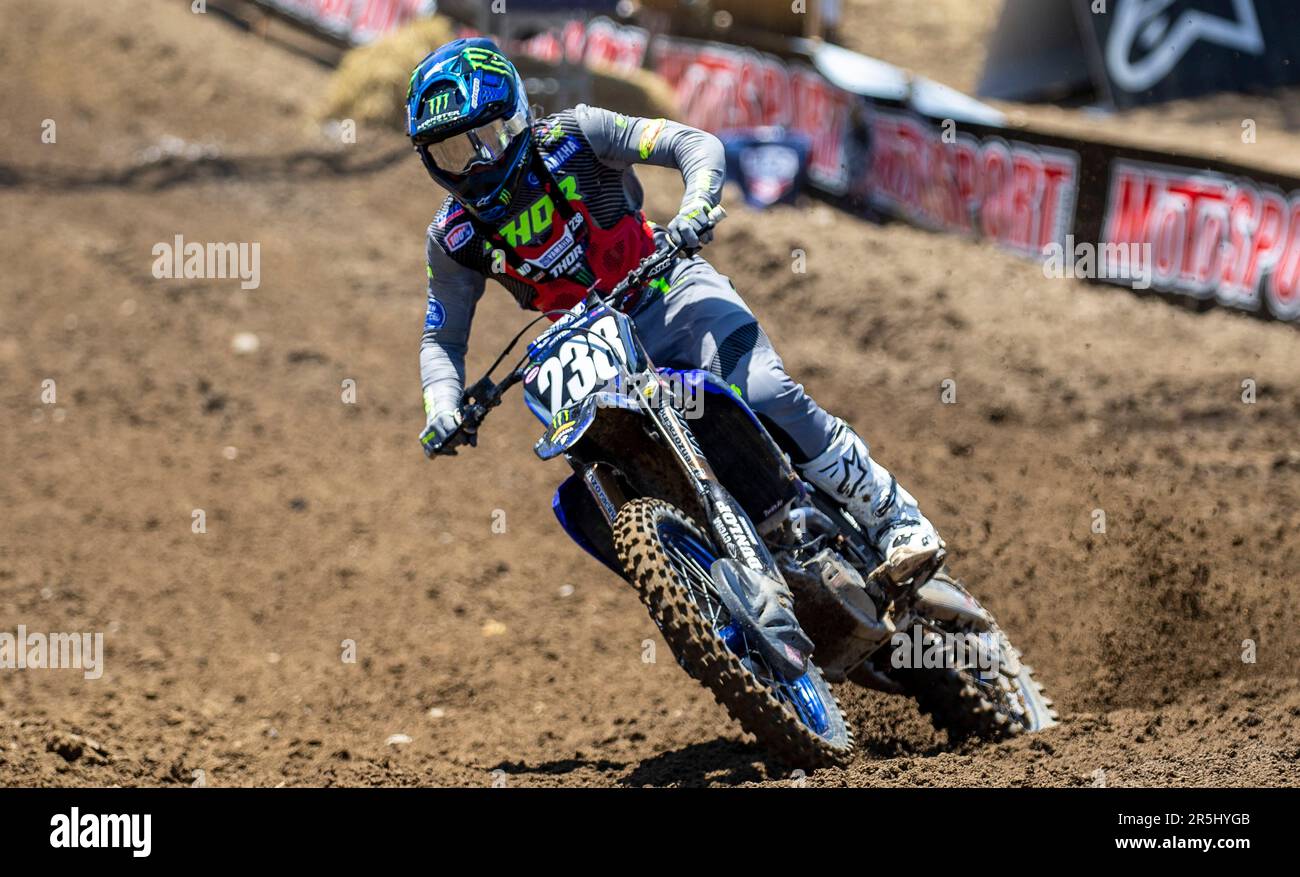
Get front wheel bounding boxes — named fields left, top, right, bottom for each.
left=613, top=498, right=853, bottom=767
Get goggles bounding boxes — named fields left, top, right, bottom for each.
left=418, top=108, right=529, bottom=176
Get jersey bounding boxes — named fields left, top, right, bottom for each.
left=419, top=104, right=725, bottom=420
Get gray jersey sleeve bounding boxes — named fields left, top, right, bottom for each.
left=574, top=104, right=725, bottom=215
left=420, top=227, right=487, bottom=421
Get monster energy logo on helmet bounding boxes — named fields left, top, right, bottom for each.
left=462, top=46, right=512, bottom=75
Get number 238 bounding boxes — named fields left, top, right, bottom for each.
left=535, top=315, right=626, bottom=414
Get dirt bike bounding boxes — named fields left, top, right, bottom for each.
left=428, top=212, right=1057, bottom=766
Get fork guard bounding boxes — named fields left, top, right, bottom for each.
left=709, top=558, right=811, bottom=682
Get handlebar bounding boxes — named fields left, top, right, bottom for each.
left=427, top=368, right=520, bottom=455
left=425, top=204, right=728, bottom=457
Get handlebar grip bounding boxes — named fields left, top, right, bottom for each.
left=426, top=406, right=484, bottom=457
left=460, top=404, right=486, bottom=430
left=706, top=204, right=727, bottom=225
left=433, top=425, right=477, bottom=455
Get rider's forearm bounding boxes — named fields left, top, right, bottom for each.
left=654, top=119, right=725, bottom=214
left=420, top=338, right=466, bottom=420
left=420, top=229, right=487, bottom=420
left=665, top=120, right=728, bottom=214
left=575, top=105, right=725, bottom=215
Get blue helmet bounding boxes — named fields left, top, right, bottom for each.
left=406, top=38, right=533, bottom=222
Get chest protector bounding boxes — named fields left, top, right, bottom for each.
left=471, top=149, right=656, bottom=317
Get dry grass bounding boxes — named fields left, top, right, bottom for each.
left=319, top=16, right=678, bottom=128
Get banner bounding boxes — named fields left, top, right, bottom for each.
left=851, top=106, right=1300, bottom=322
left=649, top=37, right=856, bottom=194
left=250, top=0, right=433, bottom=44
left=981, top=0, right=1300, bottom=108
left=240, top=5, right=1299, bottom=325
left=518, top=17, right=650, bottom=74
left=1098, top=157, right=1300, bottom=319
left=1079, top=0, right=1300, bottom=108
left=861, top=109, right=1080, bottom=259
left=510, top=15, right=1300, bottom=324
left=722, top=130, right=811, bottom=209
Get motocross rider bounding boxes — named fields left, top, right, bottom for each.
left=411, top=39, right=942, bottom=580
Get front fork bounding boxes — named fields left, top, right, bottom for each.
left=640, top=380, right=786, bottom=583
left=578, top=364, right=789, bottom=587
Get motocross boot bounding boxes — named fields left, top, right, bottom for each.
left=798, top=419, right=943, bottom=582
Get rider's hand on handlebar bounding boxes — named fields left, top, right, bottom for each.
left=420, top=408, right=476, bottom=458
left=667, top=198, right=719, bottom=251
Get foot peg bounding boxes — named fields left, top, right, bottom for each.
left=866, top=546, right=946, bottom=599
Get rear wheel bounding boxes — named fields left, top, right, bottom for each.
left=890, top=571, right=1058, bottom=741
left=614, top=498, right=853, bottom=767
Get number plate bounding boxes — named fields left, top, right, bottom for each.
left=523, top=305, right=634, bottom=422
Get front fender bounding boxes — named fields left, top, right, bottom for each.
left=534, top=391, right=641, bottom=460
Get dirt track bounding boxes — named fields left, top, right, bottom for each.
left=2, top=1, right=1298, bottom=787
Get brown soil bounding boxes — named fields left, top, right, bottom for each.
left=1, top=0, right=1297, bottom=787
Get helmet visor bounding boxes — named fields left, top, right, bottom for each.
left=419, top=109, right=529, bottom=175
